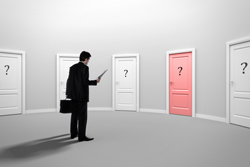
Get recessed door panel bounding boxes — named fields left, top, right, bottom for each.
left=0, top=56, right=18, bottom=90
left=118, top=92, right=134, bottom=105
left=0, top=94, right=18, bottom=108
left=173, top=94, right=189, bottom=108
left=233, top=46, right=250, bottom=92
left=234, top=98, right=250, bottom=118
left=117, top=59, right=134, bottom=89
left=172, top=57, right=189, bottom=90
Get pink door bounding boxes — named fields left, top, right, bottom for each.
left=169, top=52, right=192, bottom=116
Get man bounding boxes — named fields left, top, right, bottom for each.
left=66, top=51, right=100, bottom=142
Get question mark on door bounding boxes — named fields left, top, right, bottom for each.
left=241, top=62, right=248, bottom=74
left=4, top=65, right=10, bottom=75
left=124, top=69, right=128, bottom=77
left=178, top=67, right=183, bottom=76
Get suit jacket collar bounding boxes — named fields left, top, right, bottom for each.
left=79, top=62, right=86, bottom=66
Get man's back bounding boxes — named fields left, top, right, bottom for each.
left=66, top=62, right=96, bottom=102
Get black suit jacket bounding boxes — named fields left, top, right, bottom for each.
left=66, top=62, right=97, bottom=102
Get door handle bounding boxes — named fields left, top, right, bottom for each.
left=231, top=81, right=233, bottom=86
left=170, top=81, right=173, bottom=84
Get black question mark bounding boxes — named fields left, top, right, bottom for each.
left=124, top=69, right=128, bottom=77
left=241, top=62, right=248, bottom=74
left=178, top=67, right=183, bottom=76
left=4, top=65, right=10, bottom=75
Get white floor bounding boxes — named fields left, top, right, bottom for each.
left=0, top=111, right=250, bottom=167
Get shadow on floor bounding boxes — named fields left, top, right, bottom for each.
left=0, top=134, right=77, bottom=161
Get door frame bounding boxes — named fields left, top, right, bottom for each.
left=0, top=49, right=26, bottom=114
left=56, top=54, right=78, bottom=112
left=166, top=48, right=196, bottom=117
left=226, top=36, right=250, bottom=124
left=112, top=54, right=140, bottom=112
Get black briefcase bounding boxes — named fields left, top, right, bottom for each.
left=60, top=99, right=72, bottom=113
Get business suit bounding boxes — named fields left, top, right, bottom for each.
left=66, top=62, right=97, bottom=141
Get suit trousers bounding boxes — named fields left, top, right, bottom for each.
left=70, top=100, right=88, bottom=139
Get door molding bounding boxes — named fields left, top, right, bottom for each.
left=226, top=36, right=250, bottom=124
left=112, top=54, right=140, bottom=112
left=166, top=48, right=196, bottom=117
left=0, top=49, right=26, bottom=114
left=56, top=54, right=78, bottom=112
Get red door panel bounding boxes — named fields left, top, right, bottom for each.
left=169, top=52, right=192, bottom=116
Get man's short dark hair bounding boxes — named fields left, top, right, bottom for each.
left=80, top=51, right=91, bottom=61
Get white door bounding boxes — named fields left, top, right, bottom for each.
left=113, top=55, right=139, bottom=111
left=0, top=52, right=22, bottom=116
left=230, top=40, right=250, bottom=127
left=57, top=55, right=78, bottom=111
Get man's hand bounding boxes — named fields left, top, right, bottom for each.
left=97, top=78, right=101, bottom=83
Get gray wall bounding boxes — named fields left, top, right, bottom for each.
left=0, top=0, right=250, bottom=118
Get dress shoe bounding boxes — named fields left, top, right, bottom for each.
left=79, top=137, right=94, bottom=142
left=71, top=134, right=78, bottom=139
